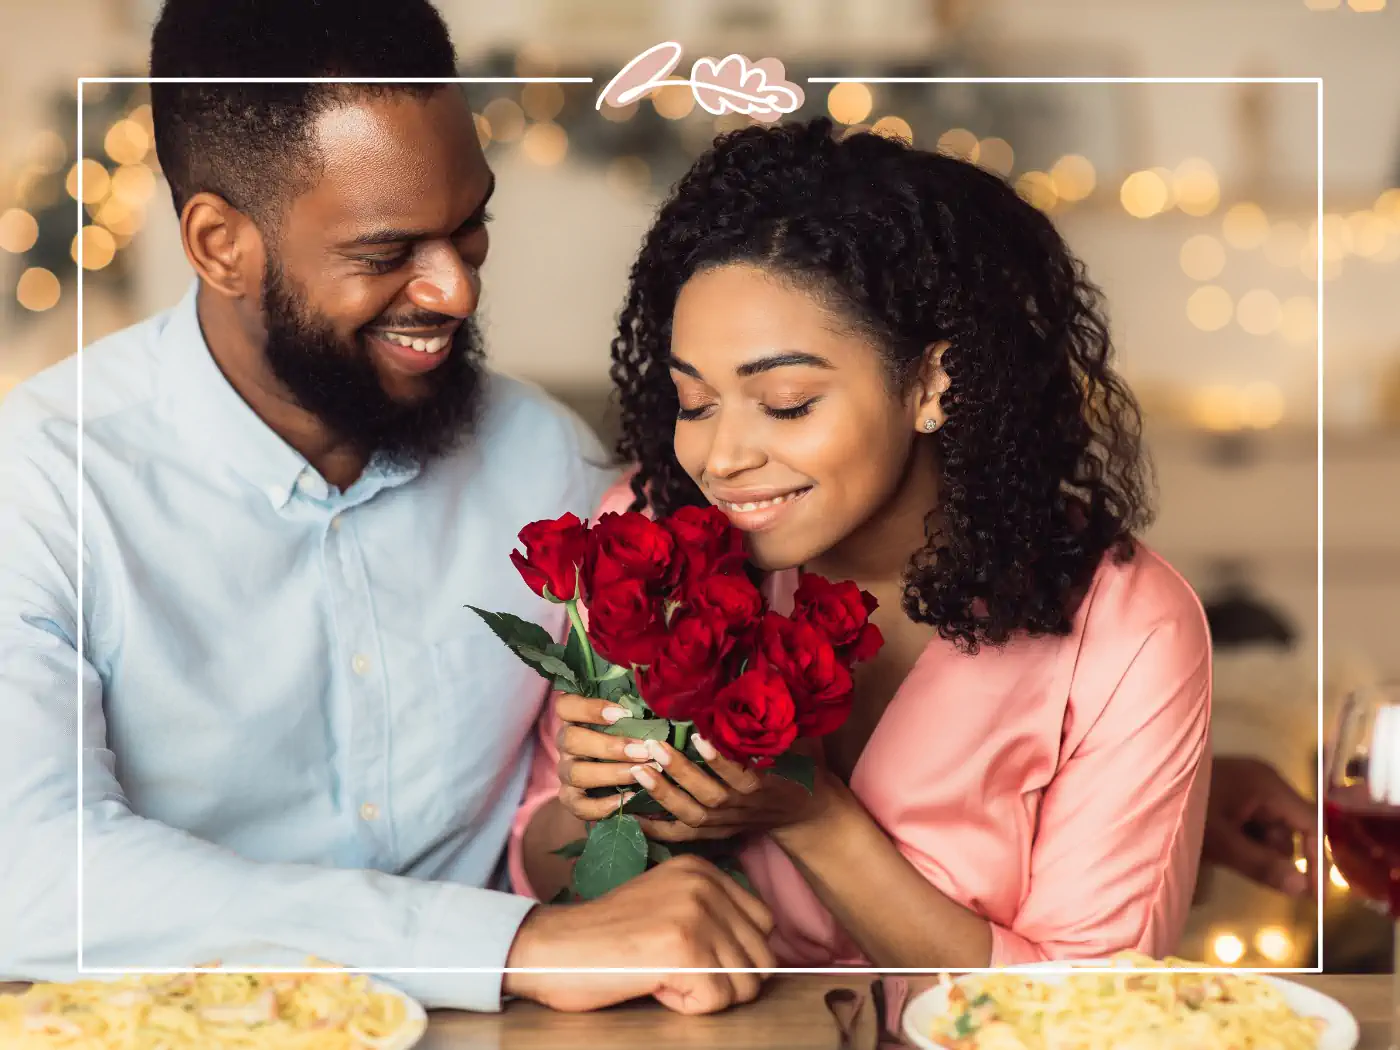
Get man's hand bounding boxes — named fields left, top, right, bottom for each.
left=502, top=854, right=776, bottom=1014
left=1204, top=756, right=1318, bottom=897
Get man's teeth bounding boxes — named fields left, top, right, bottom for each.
left=723, top=492, right=804, bottom=512
left=382, top=332, right=449, bottom=353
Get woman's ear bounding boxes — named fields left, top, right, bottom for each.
left=913, top=341, right=951, bottom=434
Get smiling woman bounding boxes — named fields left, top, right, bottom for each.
left=513, top=116, right=1212, bottom=974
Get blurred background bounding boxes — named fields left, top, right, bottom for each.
left=2, top=0, right=1398, bottom=973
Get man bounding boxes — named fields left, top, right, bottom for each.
left=0, top=0, right=774, bottom=1015
left=1206, top=756, right=1318, bottom=898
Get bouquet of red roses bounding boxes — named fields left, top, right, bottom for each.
left=470, top=504, right=883, bottom=901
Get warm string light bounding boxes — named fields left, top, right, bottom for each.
left=1209, top=932, right=1246, bottom=965
left=827, top=82, right=873, bottom=125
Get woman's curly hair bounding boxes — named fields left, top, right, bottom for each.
left=610, top=117, right=1153, bottom=653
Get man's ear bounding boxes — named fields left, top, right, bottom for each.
left=912, top=341, right=951, bottom=434
left=180, top=192, right=265, bottom=300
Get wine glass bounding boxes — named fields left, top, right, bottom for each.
left=1325, top=681, right=1400, bottom=1048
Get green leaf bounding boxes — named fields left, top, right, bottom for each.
left=621, top=789, right=668, bottom=816
left=599, top=669, right=637, bottom=702
left=563, top=625, right=595, bottom=691
left=572, top=814, right=648, bottom=900
left=601, top=717, right=671, bottom=741
left=615, top=692, right=647, bottom=718
left=551, top=838, right=587, bottom=859
left=647, top=841, right=673, bottom=865
left=516, top=645, right=581, bottom=692
left=672, top=721, right=693, bottom=754
left=466, top=606, right=555, bottom=654
left=769, top=752, right=816, bottom=794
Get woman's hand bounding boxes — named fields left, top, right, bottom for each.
left=552, top=693, right=838, bottom=841
left=629, top=734, right=835, bottom=843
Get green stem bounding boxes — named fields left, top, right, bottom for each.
left=565, top=601, right=597, bottom=681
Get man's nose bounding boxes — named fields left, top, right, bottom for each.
left=406, top=242, right=480, bottom=319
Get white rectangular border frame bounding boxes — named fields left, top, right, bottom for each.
left=75, top=75, right=1325, bottom=978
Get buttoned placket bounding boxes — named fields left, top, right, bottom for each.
left=318, top=487, right=395, bottom=867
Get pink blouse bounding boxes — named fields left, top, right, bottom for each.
left=507, top=481, right=1212, bottom=966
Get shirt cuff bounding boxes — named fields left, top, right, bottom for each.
left=391, top=883, right=538, bottom=1012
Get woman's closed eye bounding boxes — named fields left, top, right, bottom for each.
left=676, top=396, right=821, bottom=422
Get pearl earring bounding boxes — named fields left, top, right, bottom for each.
left=922, top=418, right=937, bottom=432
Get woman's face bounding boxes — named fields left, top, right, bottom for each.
left=669, top=263, right=927, bottom=572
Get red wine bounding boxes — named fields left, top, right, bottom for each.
left=1325, top=788, right=1400, bottom=911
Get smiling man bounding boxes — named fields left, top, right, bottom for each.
left=0, top=0, right=776, bottom=1017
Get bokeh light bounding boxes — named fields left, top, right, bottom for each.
left=1050, top=155, right=1096, bottom=202
left=1254, top=926, right=1294, bottom=963
left=827, top=83, right=873, bottom=125
left=16, top=267, right=61, bottom=312
left=66, top=159, right=110, bottom=204
left=0, top=209, right=39, bottom=254
left=1015, top=171, right=1057, bottom=212
left=1121, top=170, right=1169, bottom=218
left=652, top=85, right=695, bottom=120
left=521, top=83, right=566, bottom=122
left=1173, top=159, right=1220, bottom=217
left=520, top=122, right=568, bottom=166
left=1211, top=932, right=1246, bottom=964
left=104, top=119, right=150, bottom=165
left=936, top=128, right=980, bottom=162
left=111, top=164, right=157, bottom=207
left=1187, top=285, right=1233, bottom=331
left=481, top=98, right=525, bottom=142
left=872, top=116, right=913, bottom=144
left=976, top=137, right=1014, bottom=176
left=1222, top=202, right=1269, bottom=250
left=71, top=224, right=116, bottom=270
left=1179, top=235, right=1226, bottom=281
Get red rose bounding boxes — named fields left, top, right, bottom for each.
left=585, top=511, right=678, bottom=597
left=755, top=613, right=853, bottom=737
left=509, top=513, right=588, bottom=603
left=688, top=573, right=764, bottom=638
left=586, top=577, right=666, bottom=667
left=791, top=573, right=884, bottom=665
left=636, top=613, right=732, bottom=720
left=694, top=667, right=798, bottom=769
left=665, top=504, right=748, bottom=593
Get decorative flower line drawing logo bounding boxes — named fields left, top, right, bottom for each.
left=597, top=41, right=805, bottom=124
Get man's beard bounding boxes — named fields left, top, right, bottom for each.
left=261, top=263, right=486, bottom=469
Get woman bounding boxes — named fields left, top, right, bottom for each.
left=509, top=117, right=1211, bottom=968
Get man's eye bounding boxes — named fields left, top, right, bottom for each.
left=361, top=253, right=408, bottom=274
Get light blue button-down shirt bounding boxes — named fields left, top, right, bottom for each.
left=0, top=283, right=615, bottom=1009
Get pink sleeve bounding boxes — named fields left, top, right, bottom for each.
left=506, top=476, right=643, bottom=900
left=989, top=613, right=1212, bottom=964
left=506, top=696, right=566, bottom=900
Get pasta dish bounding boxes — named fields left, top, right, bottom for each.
left=0, top=965, right=423, bottom=1049
left=930, top=951, right=1325, bottom=1050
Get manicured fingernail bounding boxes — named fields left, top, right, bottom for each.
left=632, top=765, right=657, bottom=789
left=623, top=742, right=650, bottom=761
left=644, top=739, right=671, bottom=766
left=620, top=791, right=636, bottom=805
left=601, top=706, right=628, bottom=723
left=692, top=734, right=718, bottom=761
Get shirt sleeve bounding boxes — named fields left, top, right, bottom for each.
left=989, top=612, right=1212, bottom=964
left=0, top=453, right=533, bottom=1012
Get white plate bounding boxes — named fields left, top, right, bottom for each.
left=82, top=973, right=427, bottom=1050
left=901, top=961, right=1358, bottom=1050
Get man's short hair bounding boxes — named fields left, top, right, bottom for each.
left=149, top=0, right=457, bottom=224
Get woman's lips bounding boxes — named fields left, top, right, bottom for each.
left=712, top=487, right=812, bottom=532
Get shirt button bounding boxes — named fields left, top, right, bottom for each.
left=359, top=803, right=379, bottom=821
left=265, top=485, right=287, bottom=506
left=330, top=515, right=343, bottom=532
left=351, top=654, right=370, bottom=676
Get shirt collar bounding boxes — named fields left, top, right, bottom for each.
left=156, top=281, right=428, bottom=512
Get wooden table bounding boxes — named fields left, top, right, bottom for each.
left=3, top=974, right=1393, bottom=1048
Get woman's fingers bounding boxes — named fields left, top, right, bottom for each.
left=691, top=735, right=763, bottom=795
left=641, top=740, right=732, bottom=808
left=555, top=692, right=631, bottom=727
left=637, top=817, right=737, bottom=842
left=558, top=754, right=642, bottom=790
left=558, top=783, right=628, bottom=822
left=632, top=763, right=710, bottom=826
left=557, top=723, right=650, bottom=763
